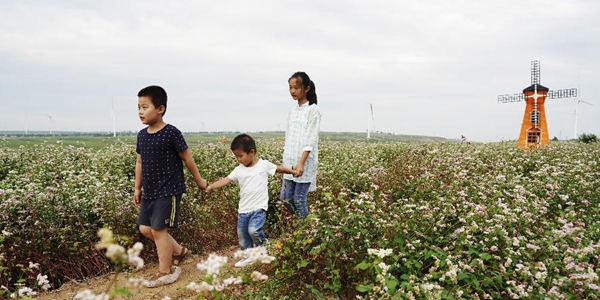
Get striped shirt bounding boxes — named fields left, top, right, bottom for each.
left=282, top=102, right=321, bottom=191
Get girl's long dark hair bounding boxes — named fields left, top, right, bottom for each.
left=289, top=71, right=317, bottom=105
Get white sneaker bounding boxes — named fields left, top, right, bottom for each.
left=143, top=266, right=181, bottom=288
left=234, top=257, right=256, bottom=267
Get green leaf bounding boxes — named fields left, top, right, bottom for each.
left=480, top=253, right=492, bottom=261
left=483, top=277, right=494, bottom=287
left=356, top=283, right=374, bottom=292
left=386, top=278, right=399, bottom=293
left=394, top=236, right=405, bottom=250
left=424, top=250, right=432, bottom=260
left=471, top=278, right=480, bottom=290
left=355, top=261, right=371, bottom=270
left=297, top=259, right=309, bottom=269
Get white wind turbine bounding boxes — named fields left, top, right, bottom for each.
left=573, top=97, right=593, bottom=139
left=367, top=104, right=374, bottom=139
left=45, top=115, right=56, bottom=135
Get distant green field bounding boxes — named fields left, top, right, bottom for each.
left=0, top=131, right=448, bottom=149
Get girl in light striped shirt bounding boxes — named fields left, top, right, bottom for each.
left=280, top=72, right=322, bottom=218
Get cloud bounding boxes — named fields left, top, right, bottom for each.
left=0, top=0, right=598, bottom=141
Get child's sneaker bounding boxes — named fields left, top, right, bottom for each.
left=143, top=266, right=181, bottom=288
left=234, top=257, right=256, bottom=267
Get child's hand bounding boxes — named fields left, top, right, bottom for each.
left=197, top=178, right=208, bottom=191
left=205, top=185, right=213, bottom=194
left=133, top=189, right=142, bottom=207
left=293, top=164, right=304, bottom=177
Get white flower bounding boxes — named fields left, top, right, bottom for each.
left=234, top=247, right=276, bottom=264
left=222, top=276, right=243, bottom=286
left=127, top=242, right=144, bottom=269
left=378, top=262, right=390, bottom=274
left=37, top=273, right=51, bottom=291
left=17, top=287, right=37, bottom=297
left=105, top=244, right=126, bottom=262
left=128, top=256, right=144, bottom=270
left=187, top=281, right=214, bottom=293
left=196, top=253, right=228, bottom=276
left=512, top=237, right=519, bottom=246
left=29, top=262, right=40, bottom=269
left=250, top=271, right=268, bottom=281
left=367, top=248, right=393, bottom=258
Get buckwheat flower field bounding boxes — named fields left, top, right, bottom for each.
left=1, top=140, right=599, bottom=299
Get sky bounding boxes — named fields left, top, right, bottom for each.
left=0, top=0, right=598, bottom=142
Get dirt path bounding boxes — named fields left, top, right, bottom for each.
left=37, top=245, right=247, bottom=300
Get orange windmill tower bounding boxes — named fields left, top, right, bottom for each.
left=498, top=60, right=578, bottom=149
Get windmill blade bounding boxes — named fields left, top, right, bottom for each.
left=498, top=93, right=525, bottom=103
left=579, top=99, right=594, bottom=106
left=547, top=88, right=577, bottom=99
left=370, top=104, right=374, bottom=120
left=531, top=60, right=540, bottom=85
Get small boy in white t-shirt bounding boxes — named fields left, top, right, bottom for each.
left=206, top=134, right=297, bottom=267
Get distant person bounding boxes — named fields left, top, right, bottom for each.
left=133, top=85, right=208, bottom=287
left=205, top=134, right=297, bottom=267
left=280, top=71, right=322, bottom=218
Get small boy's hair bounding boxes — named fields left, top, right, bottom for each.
left=138, top=85, right=168, bottom=116
left=231, top=134, right=256, bottom=153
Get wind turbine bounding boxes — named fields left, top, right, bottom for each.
left=45, top=115, right=55, bottom=135
left=367, top=104, right=374, bottom=139
left=573, top=98, right=593, bottom=139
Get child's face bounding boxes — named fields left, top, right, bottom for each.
left=138, top=96, right=164, bottom=125
left=289, top=77, right=309, bottom=101
left=232, top=149, right=255, bottom=167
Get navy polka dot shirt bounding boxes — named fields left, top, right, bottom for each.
left=136, top=124, right=188, bottom=200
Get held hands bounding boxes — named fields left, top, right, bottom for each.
left=197, top=178, right=208, bottom=192
left=293, top=163, right=304, bottom=177
left=205, top=184, right=214, bottom=194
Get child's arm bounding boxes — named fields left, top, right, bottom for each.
left=296, top=107, right=321, bottom=177
left=178, top=149, right=208, bottom=190
left=294, top=152, right=310, bottom=177
left=206, top=177, right=233, bottom=194
left=276, top=166, right=298, bottom=176
left=133, top=154, right=142, bottom=206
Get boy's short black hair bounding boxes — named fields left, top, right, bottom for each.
left=230, top=134, right=256, bottom=153
left=138, top=85, right=168, bottom=116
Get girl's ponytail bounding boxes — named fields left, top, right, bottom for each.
left=289, top=71, right=318, bottom=105
left=307, top=80, right=317, bottom=105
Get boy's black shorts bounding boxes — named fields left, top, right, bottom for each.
left=137, top=194, right=182, bottom=230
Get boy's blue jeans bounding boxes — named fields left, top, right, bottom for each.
left=238, top=209, right=267, bottom=250
left=280, top=179, right=310, bottom=218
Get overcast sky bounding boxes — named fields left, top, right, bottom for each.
left=1, top=0, right=598, bottom=142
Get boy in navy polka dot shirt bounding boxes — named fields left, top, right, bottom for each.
left=134, top=85, right=207, bottom=287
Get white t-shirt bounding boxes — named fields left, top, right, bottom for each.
left=227, top=159, right=277, bottom=213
